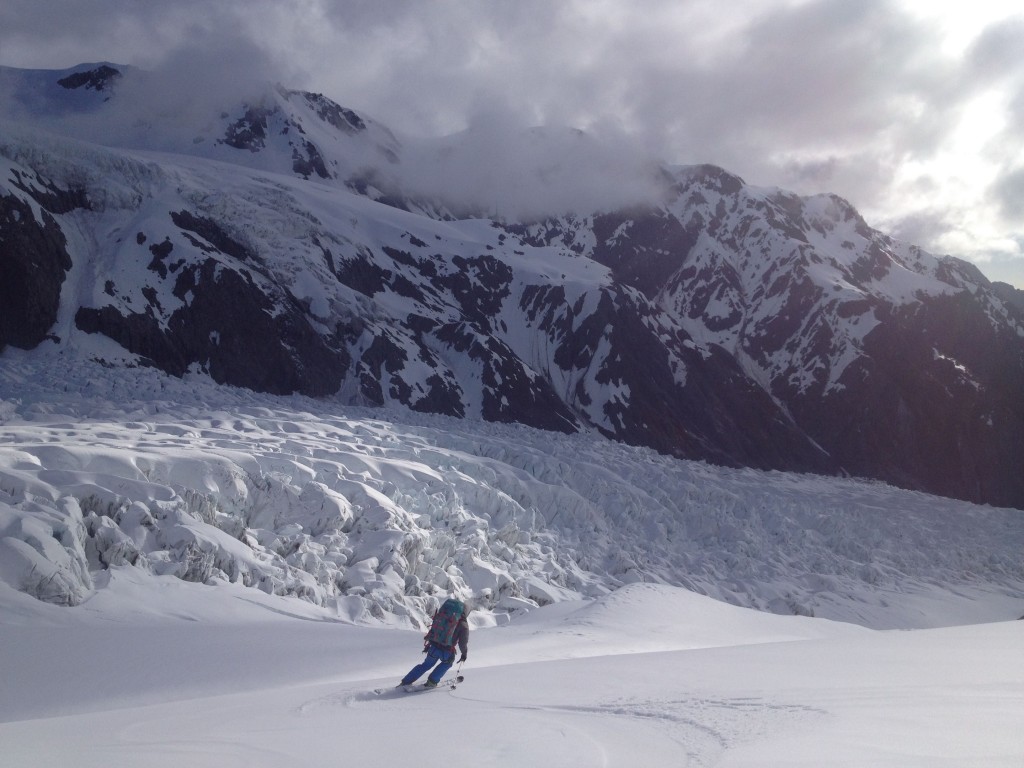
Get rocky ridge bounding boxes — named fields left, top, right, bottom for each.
left=1, top=63, right=1022, bottom=508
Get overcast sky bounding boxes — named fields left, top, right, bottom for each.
left=2, top=0, right=1023, bottom=287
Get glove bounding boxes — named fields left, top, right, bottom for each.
left=459, top=652, right=468, bottom=662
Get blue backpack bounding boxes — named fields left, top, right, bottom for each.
left=425, top=598, right=465, bottom=647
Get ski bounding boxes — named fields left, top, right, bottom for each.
left=403, top=673, right=464, bottom=692
left=375, top=674, right=464, bottom=695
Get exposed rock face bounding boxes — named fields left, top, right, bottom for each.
left=0, top=178, right=77, bottom=351
left=1, top=65, right=1022, bottom=508
left=506, top=171, right=1024, bottom=507
left=837, top=294, right=1024, bottom=507
left=73, top=209, right=350, bottom=397
left=56, top=64, right=122, bottom=93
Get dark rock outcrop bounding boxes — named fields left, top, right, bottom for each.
left=74, top=206, right=350, bottom=397
left=57, top=64, right=122, bottom=93
left=0, top=192, right=73, bottom=351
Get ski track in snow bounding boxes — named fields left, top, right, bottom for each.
left=1, top=565, right=1023, bottom=766
left=302, top=682, right=824, bottom=767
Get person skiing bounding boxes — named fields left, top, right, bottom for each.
left=399, top=598, right=470, bottom=688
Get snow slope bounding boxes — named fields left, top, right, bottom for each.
left=1, top=351, right=1023, bottom=765
left=1, top=577, right=1021, bottom=767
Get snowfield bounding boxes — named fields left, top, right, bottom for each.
left=2, top=577, right=1022, bottom=767
left=1, top=352, right=1023, bottom=766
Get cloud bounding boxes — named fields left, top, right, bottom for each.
left=283, top=0, right=972, bottom=210
left=0, top=0, right=217, bottom=69
left=3, top=28, right=289, bottom=151
left=990, top=167, right=1024, bottom=223
left=114, top=33, right=288, bottom=132
left=886, top=208, right=959, bottom=249
left=230, top=0, right=966, bottom=227
left=395, top=113, right=670, bottom=220
left=2, top=0, right=1024, bottom=284
left=0, top=1, right=1003, bottom=186
left=965, top=17, right=1024, bottom=84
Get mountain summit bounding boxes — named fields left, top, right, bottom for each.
left=2, top=63, right=1023, bottom=508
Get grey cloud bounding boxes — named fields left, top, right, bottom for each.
left=0, top=0, right=984, bottom=184
left=981, top=41, right=1024, bottom=166
left=990, top=167, right=1024, bottom=224
left=677, top=1, right=957, bottom=179
left=974, top=248, right=1024, bottom=288
left=301, top=0, right=958, bottom=215
left=0, top=0, right=317, bottom=86
left=885, top=208, right=958, bottom=250
left=966, top=18, right=1024, bottom=84
left=2, top=0, right=1023, bottom=283
left=1010, top=85, right=1024, bottom=134
left=5, top=30, right=287, bottom=152
left=0, top=0, right=228, bottom=68
left=396, top=117, right=669, bottom=220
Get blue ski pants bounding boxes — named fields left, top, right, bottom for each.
left=401, top=643, right=454, bottom=685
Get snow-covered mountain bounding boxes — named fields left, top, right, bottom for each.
left=3, top=62, right=1024, bottom=768
left=2, top=62, right=1023, bottom=511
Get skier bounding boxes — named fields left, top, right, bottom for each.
left=400, top=598, right=470, bottom=688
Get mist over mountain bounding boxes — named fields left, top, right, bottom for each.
left=2, top=62, right=1023, bottom=510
